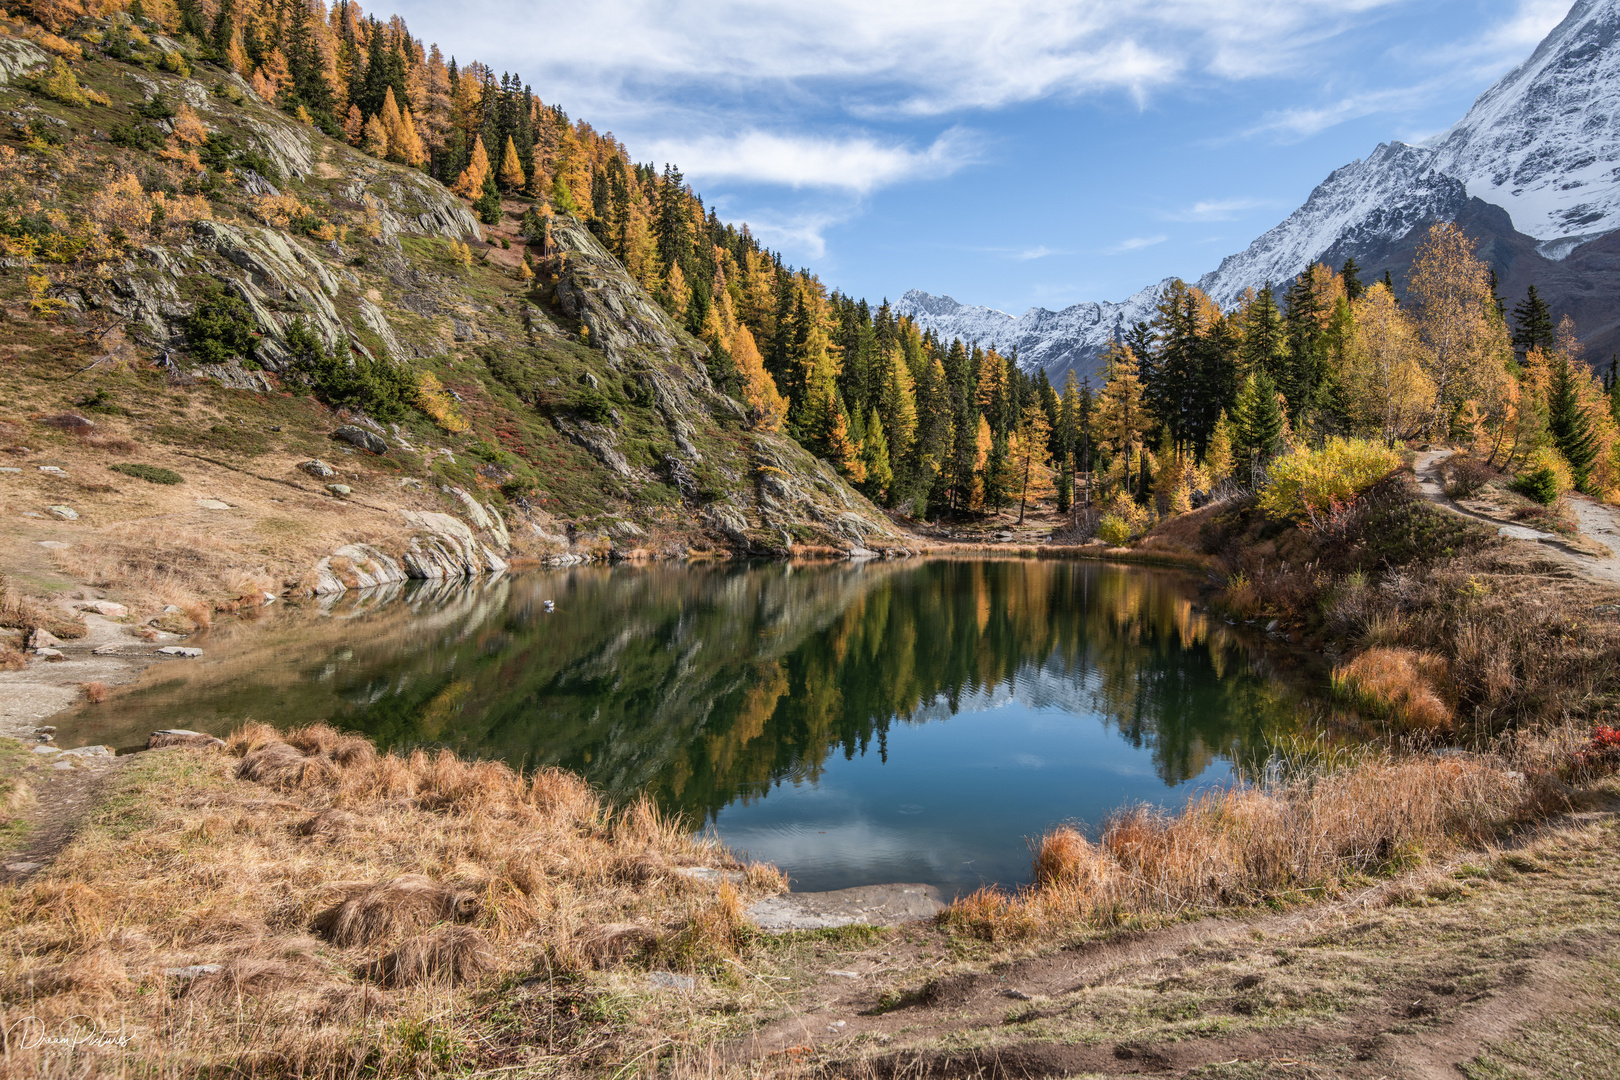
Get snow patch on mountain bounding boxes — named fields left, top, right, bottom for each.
left=1428, top=0, right=1620, bottom=248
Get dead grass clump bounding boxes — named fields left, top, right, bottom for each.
left=577, top=921, right=657, bottom=969
left=185, top=956, right=307, bottom=1002
left=661, top=881, right=750, bottom=970
left=41, top=411, right=94, bottom=433
left=367, top=924, right=494, bottom=987
left=80, top=680, right=109, bottom=703
left=236, top=741, right=340, bottom=790
left=296, top=808, right=354, bottom=838
left=22, top=946, right=129, bottom=1000
left=0, top=777, right=33, bottom=821
left=946, top=752, right=1536, bottom=939
left=312, top=874, right=481, bottom=948
left=0, top=640, right=23, bottom=671
left=1332, top=647, right=1453, bottom=730
left=0, top=573, right=86, bottom=639
left=284, top=723, right=376, bottom=767
left=181, top=912, right=268, bottom=950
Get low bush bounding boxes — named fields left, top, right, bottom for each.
left=110, top=462, right=182, bottom=484
left=1442, top=455, right=1494, bottom=499
left=283, top=320, right=418, bottom=423
left=1095, top=513, right=1132, bottom=547
left=1258, top=438, right=1401, bottom=527
left=1511, top=447, right=1571, bottom=505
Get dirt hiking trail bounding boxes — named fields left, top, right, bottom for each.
left=1414, top=449, right=1620, bottom=586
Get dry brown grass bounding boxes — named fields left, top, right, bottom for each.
left=0, top=723, right=783, bottom=1077
left=944, top=748, right=1555, bottom=942
left=1333, top=647, right=1453, bottom=729
left=79, top=680, right=109, bottom=703
left=0, top=573, right=85, bottom=640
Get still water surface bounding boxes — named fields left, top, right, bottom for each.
left=69, top=560, right=1319, bottom=896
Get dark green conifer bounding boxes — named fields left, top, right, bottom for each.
left=1512, top=285, right=1555, bottom=358
left=1547, top=351, right=1599, bottom=490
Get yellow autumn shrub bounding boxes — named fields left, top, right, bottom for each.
left=1258, top=438, right=1401, bottom=525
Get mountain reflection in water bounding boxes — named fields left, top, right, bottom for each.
left=68, top=559, right=1314, bottom=892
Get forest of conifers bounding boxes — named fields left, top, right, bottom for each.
left=47, top=0, right=1620, bottom=525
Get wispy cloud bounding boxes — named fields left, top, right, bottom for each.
left=1011, top=245, right=1067, bottom=261
left=1164, top=197, right=1272, bottom=221
left=644, top=127, right=980, bottom=194
left=1106, top=234, right=1168, bottom=254
left=393, top=0, right=1415, bottom=120
left=1237, top=0, right=1569, bottom=142
left=1243, top=84, right=1429, bottom=141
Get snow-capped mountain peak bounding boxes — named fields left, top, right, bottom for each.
left=901, top=0, right=1620, bottom=381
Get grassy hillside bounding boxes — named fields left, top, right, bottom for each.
left=0, top=13, right=904, bottom=617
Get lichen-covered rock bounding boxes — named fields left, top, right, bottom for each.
left=299, top=459, right=336, bottom=479
left=333, top=425, right=388, bottom=454
left=0, top=38, right=48, bottom=85
left=399, top=511, right=509, bottom=579
left=312, top=543, right=407, bottom=595
left=446, top=487, right=510, bottom=551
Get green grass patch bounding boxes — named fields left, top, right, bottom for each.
left=109, top=462, right=183, bottom=484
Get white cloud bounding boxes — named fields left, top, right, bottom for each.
left=717, top=209, right=851, bottom=260
left=1012, top=245, right=1066, bottom=261
left=1106, top=234, right=1168, bottom=254
left=1243, top=84, right=1428, bottom=141
left=391, top=0, right=1414, bottom=120
left=1164, top=197, right=1271, bottom=221
left=1239, top=1, right=1570, bottom=142
left=644, top=128, right=980, bottom=194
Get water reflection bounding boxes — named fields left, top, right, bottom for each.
left=68, top=560, right=1315, bottom=892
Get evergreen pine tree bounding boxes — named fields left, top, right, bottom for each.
left=1240, top=284, right=1287, bottom=385
left=861, top=405, right=892, bottom=499
left=1232, top=371, right=1285, bottom=477
left=475, top=169, right=502, bottom=225
left=1511, top=285, right=1555, bottom=359
left=1383, top=269, right=1396, bottom=298
left=1547, top=351, right=1599, bottom=490
left=1341, top=258, right=1364, bottom=302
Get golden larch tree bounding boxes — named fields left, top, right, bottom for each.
left=453, top=135, right=491, bottom=200
left=498, top=136, right=526, bottom=192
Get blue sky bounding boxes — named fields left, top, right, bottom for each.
left=390, top=0, right=1571, bottom=314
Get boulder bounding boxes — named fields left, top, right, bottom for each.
left=28, top=628, right=63, bottom=650
left=76, top=600, right=128, bottom=619
left=299, top=459, right=336, bottom=478
left=196, top=498, right=232, bottom=510
left=157, top=646, right=203, bottom=658
left=399, top=511, right=509, bottom=579
left=333, top=425, right=387, bottom=454
left=312, top=543, right=407, bottom=596
left=34, top=647, right=64, bottom=660
left=47, top=505, right=79, bottom=520
left=327, top=483, right=352, bottom=497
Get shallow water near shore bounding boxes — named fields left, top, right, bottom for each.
left=62, top=559, right=1324, bottom=896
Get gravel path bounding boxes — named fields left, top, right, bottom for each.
left=1413, top=449, right=1620, bottom=586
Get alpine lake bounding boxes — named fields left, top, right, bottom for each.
left=61, top=559, right=1329, bottom=898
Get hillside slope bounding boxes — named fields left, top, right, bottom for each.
left=0, top=21, right=907, bottom=610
